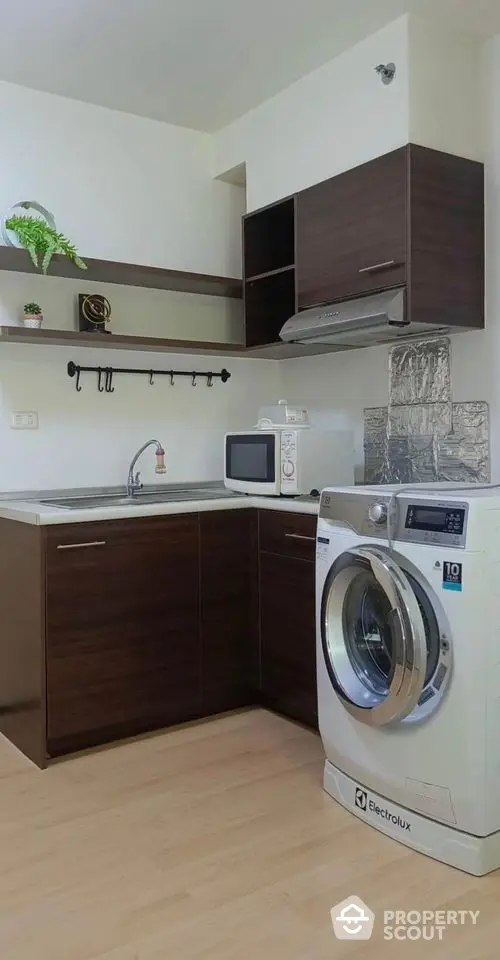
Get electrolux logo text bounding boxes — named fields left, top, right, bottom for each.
left=354, top=786, right=411, bottom=832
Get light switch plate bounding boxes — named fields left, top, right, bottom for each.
left=10, top=411, right=39, bottom=429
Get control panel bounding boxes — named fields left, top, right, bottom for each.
left=280, top=430, right=298, bottom=492
left=401, top=501, right=468, bottom=547
left=319, top=491, right=469, bottom=547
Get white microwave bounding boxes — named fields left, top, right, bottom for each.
left=224, top=428, right=354, bottom=496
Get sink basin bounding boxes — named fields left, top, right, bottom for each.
left=39, top=487, right=241, bottom=510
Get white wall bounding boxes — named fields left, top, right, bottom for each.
left=408, top=17, right=483, bottom=161
left=0, top=82, right=254, bottom=492
left=0, top=270, right=244, bottom=344
left=0, top=81, right=244, bottom=277
left=0, top=342, right=279, bottom=492
left=214, top=16, right=410, bottom=211
left=481, top=35, right=500, bottom=481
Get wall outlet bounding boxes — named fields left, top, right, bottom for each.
left=10, top=411, right=39, bottom=430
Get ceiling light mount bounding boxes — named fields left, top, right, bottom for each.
left=375, top=62, right=396, bottom=85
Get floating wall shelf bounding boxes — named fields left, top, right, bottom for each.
left=0, top=326, right=338, bottom=360
left=0, top=246, right=243, bottom=299
left=0, top=326, right=246, bottom=356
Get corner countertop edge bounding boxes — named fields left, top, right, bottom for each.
left=0, top=495, right=320, bottom=526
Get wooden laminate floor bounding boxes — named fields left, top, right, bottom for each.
left=0, top=708, right=498, bottom=958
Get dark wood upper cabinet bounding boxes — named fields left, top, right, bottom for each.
left=406, top=144, right=484, bottom=329
left=243, top=197, right=295, bottom=280
left=45, top=515, right=201, bottom=755
left=243, top=144, right=484, bottom=348
left=296, top=147, right=407, bottom=308
left=243, top=196, right=296, bottom=348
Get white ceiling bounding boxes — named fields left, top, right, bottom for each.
left=1, top=0, right=500, bottom=132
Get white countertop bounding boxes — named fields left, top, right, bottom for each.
left=0, top=493, right=319, bottom=526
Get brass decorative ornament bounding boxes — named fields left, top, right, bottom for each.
left=78, top=294, right=112, bottom=333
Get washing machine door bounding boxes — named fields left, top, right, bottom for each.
left=321, top=545, right=428, bottom=726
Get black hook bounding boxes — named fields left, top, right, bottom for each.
left=207, top=373, right=214, bottom=387
left=170, top=371, right=175, bottom=386
left=192, top=372, right=197, bottom=387
left=97, top=368, right=104, bottom=392
left=105, top=368, right=114, bottom=393
left=149, top=370, right=154, bottom=386
left=75, top=368, right=82, bottom=392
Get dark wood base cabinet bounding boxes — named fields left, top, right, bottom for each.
left=258, top=511, right=318, bottom=730
left=200, top=510, right=258, bottom=715
left=45, top=515, right=201, bottom=757
left=0, top=507, right=317, bottom=768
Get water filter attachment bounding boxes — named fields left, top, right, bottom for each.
left=155, top=447, right=166, bottom=474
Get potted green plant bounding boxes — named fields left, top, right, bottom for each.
left=2, top=201, right=87, bottom=275
left=23, top=302, right=43, bottom=329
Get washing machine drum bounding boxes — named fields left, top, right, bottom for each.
left=321, top=545, right=446, bottom=726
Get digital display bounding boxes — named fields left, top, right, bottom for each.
left=413, top=508, right=448, bottom=528
left=405, top=504, right=465, bottom=535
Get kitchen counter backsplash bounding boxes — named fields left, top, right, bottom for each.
left=364, top=337, right=489, bottom=484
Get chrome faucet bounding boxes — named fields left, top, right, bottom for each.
left=127, top=439, right=166, bottom=497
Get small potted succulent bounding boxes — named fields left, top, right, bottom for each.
left=23, top=302, right=43, bottom=329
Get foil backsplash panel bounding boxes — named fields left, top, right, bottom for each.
left=389, top=337, right=451, bottom=405
left=364, top=337, right=489, bottom=484
left=438, top=402, right=490, bottom=482
left=364, top=407, right=388, bottom=484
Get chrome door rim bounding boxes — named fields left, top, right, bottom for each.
left=321, top=546, right=428, bottom=726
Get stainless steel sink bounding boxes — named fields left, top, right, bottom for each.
left=39, top=486, right=241, bottom=510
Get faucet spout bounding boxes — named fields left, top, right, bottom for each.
left=127, top=439, right=166, bottom=497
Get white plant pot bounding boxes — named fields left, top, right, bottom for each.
left=23, top=314, right=43, bottom=329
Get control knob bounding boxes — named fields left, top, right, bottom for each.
left=368, top=502, right=388, bottom=525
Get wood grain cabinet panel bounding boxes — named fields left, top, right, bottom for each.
left=0, top=507, right=318, bottom=766
left=296, top=147, right=407, bottom=309
left=199, top=510, right=258, bottom=715
left=45, top=515, right=201, bottom=754
left=243, top=143, right=484, bottom=347
left=258, top=510, right=317, bottom=562
left=259, top=551, right=317, bottom=729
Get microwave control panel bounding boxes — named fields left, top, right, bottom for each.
left=280, top=431, right=298, bottom=492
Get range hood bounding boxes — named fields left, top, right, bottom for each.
left=279, top=289, right=447, bottom=348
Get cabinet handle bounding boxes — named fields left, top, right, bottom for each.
left=358, top=259, right=398, bottom=274
left=56, top=540, right=107, bottom=550
left=285, top=533, right=316, bottom=542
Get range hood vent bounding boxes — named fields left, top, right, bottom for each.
left=280, top=289, right=446, bottom=348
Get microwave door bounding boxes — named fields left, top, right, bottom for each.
left=224, top=433, right=280, bottom=495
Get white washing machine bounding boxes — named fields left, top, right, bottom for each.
left=316, top=484, right=500, bottom=876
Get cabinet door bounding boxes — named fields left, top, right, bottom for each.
left=45, top=516, right=200, bottom=754
left=296, top=147, right=407, bottom=309
left=259, top=551, right=317, bottom=729
left=200, top=510, right=258, bottom=714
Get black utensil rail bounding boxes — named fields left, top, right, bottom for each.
left=67, top=360, right=231, bottom=393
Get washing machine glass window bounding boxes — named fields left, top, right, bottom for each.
left=343, top=571, right=395, bottom=697
left=321, top=546, right=429, bottom=726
